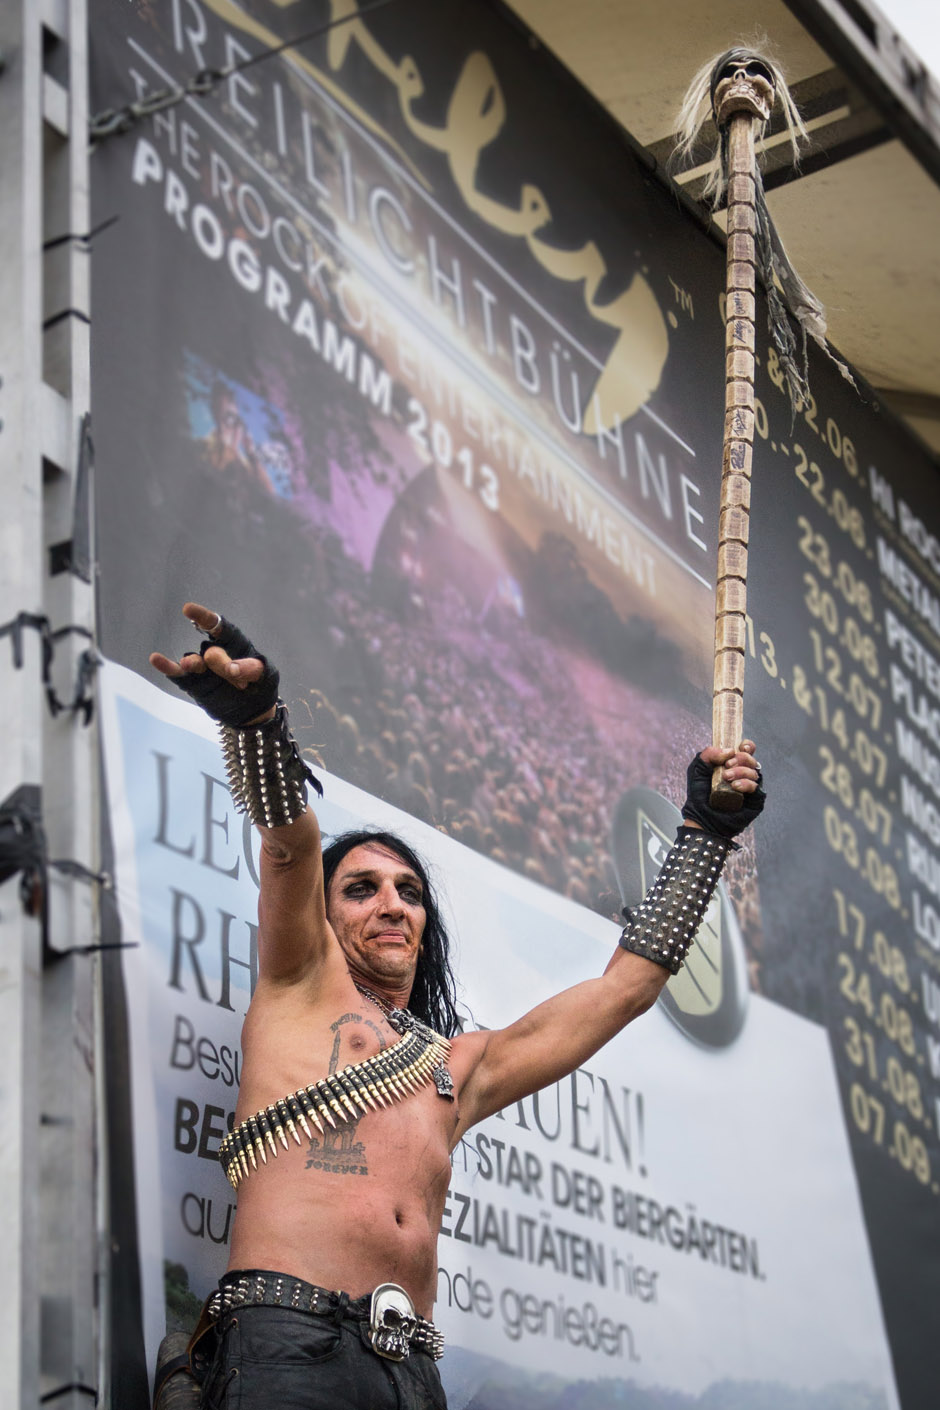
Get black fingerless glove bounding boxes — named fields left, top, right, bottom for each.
left=681, top=752, right=766, bottom=840
left=174, top=616, right=281, bottom=727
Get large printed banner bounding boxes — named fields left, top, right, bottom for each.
left=101, top=661, right=897, bottom=1407
left=88, top=3, right=940, bottom=1406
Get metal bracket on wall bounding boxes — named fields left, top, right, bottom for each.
left=0, top=613, right=99, bottom=722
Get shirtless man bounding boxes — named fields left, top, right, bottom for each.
left=150, top=604, right=764, bottom=1409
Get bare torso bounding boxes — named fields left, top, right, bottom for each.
left=226, top=973, right=477, bottom=1318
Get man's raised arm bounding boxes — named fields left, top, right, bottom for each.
left=452, top=743, right=765, bottom=1135
left=150, top=602, right=333, bottom=985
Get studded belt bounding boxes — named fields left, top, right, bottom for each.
left=207, top=1270, right=445, bottom=1361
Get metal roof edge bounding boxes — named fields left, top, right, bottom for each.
left=784, top=0, right=940, bottom=187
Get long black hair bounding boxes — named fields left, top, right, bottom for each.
left=321, top=829, right=461, bottom=1038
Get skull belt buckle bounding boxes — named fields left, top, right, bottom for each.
left=369, top=1283, right=417, bottom=1361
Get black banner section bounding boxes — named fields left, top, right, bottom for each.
left=89, top=3, right=940, bottom=1406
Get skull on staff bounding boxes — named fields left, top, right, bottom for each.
left=711, top=50, right=777, bottom=126
left=670, top=41, right=857, bottom=803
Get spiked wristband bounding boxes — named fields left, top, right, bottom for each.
left=619, top=827, right=734, bottom=974
left=219, top=703, right=321, bottom=828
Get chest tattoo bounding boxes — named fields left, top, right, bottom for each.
left=308, top=1013, right=387, bottom=1176
left=328, top=1012, right=386, bottom=1074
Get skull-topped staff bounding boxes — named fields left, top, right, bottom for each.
left=673, top=48, right=854, bottom=808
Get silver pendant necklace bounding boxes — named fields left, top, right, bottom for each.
left=354, top=982, right=454, bottom=1101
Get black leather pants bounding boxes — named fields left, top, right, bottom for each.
left=199, top=1302, right=447, bottom=1410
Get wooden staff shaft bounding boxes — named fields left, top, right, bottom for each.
left=711, top=111, right=758, bottom=809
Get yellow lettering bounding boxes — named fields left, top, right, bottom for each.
left=527, top=233, right=668, bottom=431
left=201, top=0, right=670, bottom=430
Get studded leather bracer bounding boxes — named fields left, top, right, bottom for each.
left=219, top=703, right=322, bottom=829
left=618, top=827, right=734, bottom=974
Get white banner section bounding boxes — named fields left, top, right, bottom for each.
left=100, top=661, right=898, bottom=1406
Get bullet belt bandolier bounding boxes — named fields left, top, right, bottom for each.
left=218, top=1006, right=453, bottom=1190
